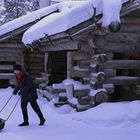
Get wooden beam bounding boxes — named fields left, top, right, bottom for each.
left=0, top=43, right=25, bottom=49
left=104, top=33, right=140, bottom=43
left=39, top=41, right=78, bottom=52
left=104, top=69, right=116, bottom=77
left=105, top=60, right=140, bottom=69
left=121, top=0, right=140, bottom=17
left=0, top=73, right=16, bottom=79
left=105, top=76, right=140, bottom=85
left=0, top=56, right=21, bottom=62
left=0, top=65, right=13, bottom=70
left=73, top=52, right=91, bottom=61
left=44, top=53, right=49, bottom=81
left=95, top=38, right=140, bottom=56
left=67, top=52, right=73, bottom=79
left=103, top=84, right=114, bottom=94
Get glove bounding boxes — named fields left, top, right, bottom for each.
left=18, top=91, right=21, bottom=96
left=13, top=90, right=17, bottom=95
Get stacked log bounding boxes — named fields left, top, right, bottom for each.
left=89, top=54, right=108, bottom=106
left=0, top=42, right=23, bottom=87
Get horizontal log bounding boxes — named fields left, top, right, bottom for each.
left=89, top=64, right=104, bottom=73
left=104, top=33, right=140, bottom=43
left=95, top=91, right=108, bottom=104
left=81, top=77, right=90, bottom=84
left=105, top=76, right=140, bottom=85
left=9, top=78, right=16, bottom=85
left=95, top=38, right=140, bottom=56
left=0, top=48, right=22, bottom=53
left=136, top=85, right=140, bottom=95
left=103, top=84, right=114, bottom=94
left=0, top=55, right=22, bottom=62
left=35, top=77, right=46, bottom=84
left=29, top=54, right=44, bottom=57
left=92, top=54, right=108, bottom=64
left=121, top=17, right=140, bottom=24
left=0, top=65, right=13, bottom=70
left=90, top=72, right=105, bottom=83
left=77, top=60, right=90, bottom=66
left=0, top=43, right=24, bottom=49
left=104, top=69, right=116, bottom=77
left=72, top=66, right=90, bottom=78
left=0, top=73, right=16, bottom=79
left=120, top=0, right=139, bottom=17
left=73, top=52, right=91, bottom=61
left=28, top=59, right=44, bottom=63
left=76, top=104, right=91, bottom=112
left=0, top=53, right=22, bottom=58
left=105, top=60, right=140, bottom=69
left=90, top=80, right=103, bottom=89
left=78, top=96, right=90, bottom=105
left=39, top=41, right=78, bottom=52
left=82, top=69, right=116, bottom=84
left=74, top=89, right=89, bottom=97
left=120, top=23, right=140, bottom=33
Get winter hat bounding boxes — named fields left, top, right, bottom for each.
left=13, top=64, right=22, bottom=71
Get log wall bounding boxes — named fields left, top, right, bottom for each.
left=93, top=10, right=140, bottom=100
left=0, top=39, right=45, bottom=87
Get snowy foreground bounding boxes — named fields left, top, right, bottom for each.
left=0, top=87, right=140, bottom=140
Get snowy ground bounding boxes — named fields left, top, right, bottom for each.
left=0, top=87, right=140, bottom=140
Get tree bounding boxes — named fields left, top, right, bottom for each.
left=39, top=0, right=51, bottom=8
left=0, top=0, right=5, bottom=25
left=4, top=0, right=39, bottom=23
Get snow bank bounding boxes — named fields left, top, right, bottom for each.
left=1, top=87, right=140, bottom=140
left=67, top=101, right=140, bottom=128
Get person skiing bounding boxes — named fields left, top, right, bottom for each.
left=13, top=64, right=45, bottom=126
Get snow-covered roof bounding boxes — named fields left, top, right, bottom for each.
left=22, top=0, right=129, bottom=45
left=0, top=4, right=59, bottom=38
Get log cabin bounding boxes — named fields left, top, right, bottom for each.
left=21, top=0, right=140, bottom=109
left=0, top=4, right=61, bottom=87
left=0, top=0, right=140, bottom=110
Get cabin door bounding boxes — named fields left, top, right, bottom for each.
left=47, top=51, right=67, bottom=85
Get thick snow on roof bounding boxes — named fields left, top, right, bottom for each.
left=22, top=0, right=128, bottom=45
left=0, top=4, right=59, bottom=37
left=22, top=1, right=87, bottom=44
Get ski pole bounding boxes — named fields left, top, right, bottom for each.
left=0, top=94, right=13, bottom=113
left=5, top=96, right=20, bottom=121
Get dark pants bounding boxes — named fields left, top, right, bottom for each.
left=21, top=100, right=44, bottom=123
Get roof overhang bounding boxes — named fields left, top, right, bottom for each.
left=0, top=9, right=59, bottom=42
left=28, top=0, right=140, bottom=52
